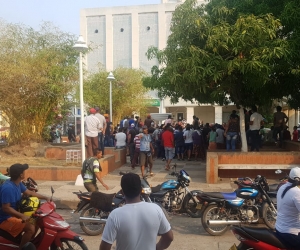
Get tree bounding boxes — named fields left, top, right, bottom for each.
left=144, top=0, right=289, bottom=151
left=0, top=21, right=78, bottom=143
left=82, top=67, right=149, bottom=126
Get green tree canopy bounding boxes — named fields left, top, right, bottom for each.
left=82, top=67, right=149, bottom=126
left=144, top=0, right=289, bottom=109
left=0, top=21, right=78, bottom=143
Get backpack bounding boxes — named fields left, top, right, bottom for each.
left=81, top=157, right=101, bottom=182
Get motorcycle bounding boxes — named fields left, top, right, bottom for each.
left=0, top=187, right=88, bottom=250
left=73, top=189, right=125, bottom=236
left=230, top=225, right=287, bottom=250
left=198, top=175, right=277, bottom=236
left=75, top=171, right=169, bottom=236
left=149, top=164, right=201, bottom=217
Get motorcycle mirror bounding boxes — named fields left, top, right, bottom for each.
left=51, top=186, right=55, bottom=194
left=275, top=169, right=282, bottom=174
left=21, top=242, right=36, bottom=250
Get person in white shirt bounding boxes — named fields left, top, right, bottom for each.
left=100, top=173, right=173, bottom=250
left=275, top=167, right=300, bottom=249
left=85, top=108, right=101, bottom=158
left=114, top=128, right=126, bottom=149
left=249, top=105, right=263, bottom=152
left=95, top=107, right=107, bottom=156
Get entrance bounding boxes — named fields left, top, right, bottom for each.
left=177, top=113, right=183, bottom=121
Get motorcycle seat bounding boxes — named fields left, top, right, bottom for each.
left=0, top=228, right=21, bottom=244
left=151, top=185, right=162, bottom=193
left=201, top=192, right=236, bottom=200
left=241, top=226, right=286, bottom=249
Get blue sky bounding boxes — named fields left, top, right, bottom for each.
left=0, top=0, right=161, bottom=35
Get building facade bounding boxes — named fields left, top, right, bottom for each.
left=79, top=0, right=237, bottom=124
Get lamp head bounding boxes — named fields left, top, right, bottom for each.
left=73, top=35, right=88, bottom=52
left=107, top=72, right=115, bottom=81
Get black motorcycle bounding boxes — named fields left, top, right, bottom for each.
left=73, top=172, right=168, bottom=236
left=198, top=175, right=277, bottom=236
left=149, top=164, right=201, bottom=217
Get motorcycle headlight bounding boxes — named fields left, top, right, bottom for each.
left=56, top=220, right=69, bottom=228
left=142, top=187, right=152, bottom=194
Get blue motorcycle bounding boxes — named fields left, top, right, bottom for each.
left=149, top=164, right=200, bottom=217
left=196, top=175, right=277, bottom=236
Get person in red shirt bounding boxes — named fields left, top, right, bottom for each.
left=161, top=124, right=175, bottom=171
left=292, top=126, right=298, bottom=142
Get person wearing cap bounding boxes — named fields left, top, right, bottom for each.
left=95, top=107, right=107, bottom=156
left=275, top=167, right=300, bottom=248
left=85, top=108, right=101, bottom=158
left=82, top=150, right=109, bottom=192
left=100, top=173, right=173, bottom=250
left=0, top=164, right=50, bottom=249
left=139, top=125, right=154, bottom=177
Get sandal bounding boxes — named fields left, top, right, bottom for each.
left=165, top=167, right=170, bottom=171
left=150, top=172, right=154, bottom=176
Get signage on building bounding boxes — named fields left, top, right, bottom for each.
left=146, top=99, right=160, bottom=107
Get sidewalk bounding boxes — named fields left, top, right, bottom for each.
left=37, top=157, right=236, bottom=209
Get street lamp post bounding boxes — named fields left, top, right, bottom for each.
left=107, top=72, right=115, bottom=123
left=73, top=35, right=88, bottom=162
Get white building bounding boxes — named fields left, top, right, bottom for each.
left=80, top=0, right=234, bottom=124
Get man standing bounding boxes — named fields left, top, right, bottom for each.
left=249, top=105, right=264, bottom=152
left=273, top=106, right=289, bottom=147
left=139, top=125, right=154, bottom=177
left=95, top=107, right=107, bottom=156
left=81, top=150, right=109, bottom=192
left=100, top=173, right=173, bottom=250
left=161, top=124, right=175, bottom=171
left=85, top=108, right=101, bottom=158
left=0, top=164, right=50, bottom=249
left=127, top=123, right=137, bottom=166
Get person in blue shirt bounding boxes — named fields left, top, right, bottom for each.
left=0, top=163, right=49, bottom=249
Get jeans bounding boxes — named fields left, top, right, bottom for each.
left=275, top=229, right=300, bottom=249
left=226, top=132, right=238, bottom=151
left=129, top=142, right=135, bottom=163
left=104, top=135, right=114, bottom=147
left=250, top=130, right=260, bottom=152
left=98, top=132, right=104, bottom=155
left=273, top=127, right=283, bottom=147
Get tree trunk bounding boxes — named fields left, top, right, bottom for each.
left=239, top=108, right=248, bottom=152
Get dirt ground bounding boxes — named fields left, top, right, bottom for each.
left=0, top=142, right=76, bottom=167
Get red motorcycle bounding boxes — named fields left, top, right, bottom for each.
left=0, top=187, right=88, bottom=250
left=230, top=225, right=287, bottom=250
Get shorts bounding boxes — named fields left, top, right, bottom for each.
left=184, top=142, right=193, bottom=151
left=0, top=217, right=25, bottom=237
left=140, top=151, right=153, bottom=166
left=164, top=147, right=175, bottom=160
left=84, top=182, right=99, bottom=192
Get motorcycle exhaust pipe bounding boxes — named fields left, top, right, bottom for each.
left=207, top=220, right=242, bottom=225
left=79, top=217, right=107, bottom=224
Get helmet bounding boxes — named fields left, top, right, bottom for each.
left=18, top=197, right=40, bottom=216
left=290, top=167, right=300, bottom=180
left=180, top=170, right=192, bottom=183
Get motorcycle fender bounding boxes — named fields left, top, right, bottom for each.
left=36, top=228, right=57, bottom=250
left=53, top=230, right=84, bottom=247
left=74, top=200, right=90, bottom=213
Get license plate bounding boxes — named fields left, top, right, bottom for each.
left=196, top=204, right=202, bottom=209
left=229, top=244, right=238, bottom=250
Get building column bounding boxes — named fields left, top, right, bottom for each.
left=131, top=10, right=139, bottom=69
left=214, top=106, right=223, bottom=124
left=159, top=99, right=166, bottom=114
left=186, top=107, right=194, bottom=124
left=106, top=13, right=114, bottom=71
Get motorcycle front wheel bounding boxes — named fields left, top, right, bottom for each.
left=51, top=239, right=88, bottom=250
left=79, top=205, right=107, bottom=236
left=262, top=202, right=276, bottom=230
left=182, top=193, right=203, bottom=218
left=201, top=204, right=229, bottom=236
